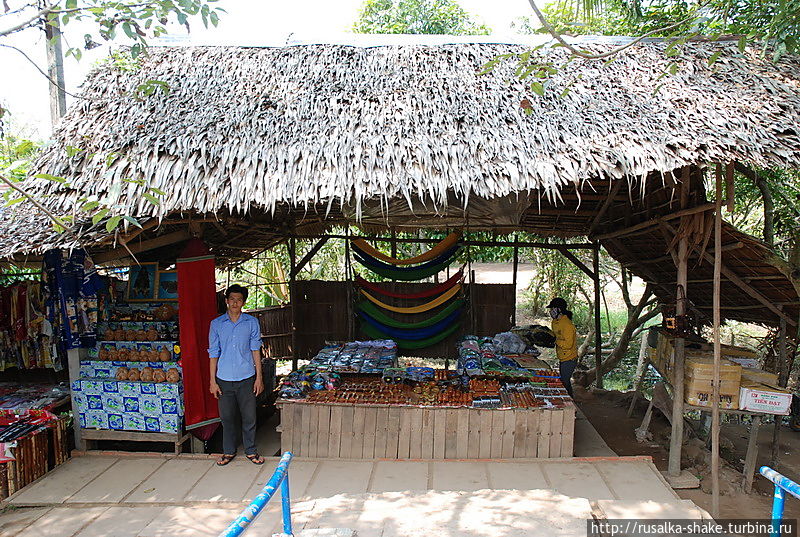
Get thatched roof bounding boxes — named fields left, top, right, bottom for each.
left=15, top=41, right=800, bottom=227
left=2, top=39, right=800, bottom=328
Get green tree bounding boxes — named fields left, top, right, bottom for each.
left=0, top=1, right=224, bottom=233
left=353, top=0, right=490, bottom=35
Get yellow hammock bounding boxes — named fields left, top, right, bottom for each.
left=359, top=284, right=462, bottom=314
left=352, top=231, right=461, bottom=266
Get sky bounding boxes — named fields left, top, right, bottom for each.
left=0, top=0, right=541, bottom=139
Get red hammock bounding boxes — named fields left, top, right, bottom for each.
left=355, top=269, right=464, bottom=299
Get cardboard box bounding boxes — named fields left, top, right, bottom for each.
left=739, top=381, right=792, bottom=415
left=742, top=367, right=779, bottom=386
left=684, top=357, right=742, bottom=409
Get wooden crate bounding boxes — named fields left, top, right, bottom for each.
left=0, top=417, right=70, bottom=500
left=277, top=401, right=575, bottom=459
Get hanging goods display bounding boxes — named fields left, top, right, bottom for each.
left=354, top=269, right=463, bottom=299
left=352, top=246, right=460, bottom=281
left=351, top=232, right=460, bottom=265
left=357, top=307, right=462, bottom=340
left=355, top=297, right=465, bottom=329
left=359, top=284, right=462, bottom=314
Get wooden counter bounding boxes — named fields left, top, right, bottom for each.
left=277, top=401, right=575, bottom=459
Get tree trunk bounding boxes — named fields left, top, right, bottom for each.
left=577, top=285, right=657, bottom=386
left=735, top=163, right=774, bottom=247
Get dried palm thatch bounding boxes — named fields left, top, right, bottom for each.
left=1, top=40, right=799, bottom=260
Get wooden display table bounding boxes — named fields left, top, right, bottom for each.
left=278, top=400, right=575, bottom=459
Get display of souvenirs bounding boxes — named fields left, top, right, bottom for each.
left=75, top=298, right=183, bottom=434
left=309, top=340, right=397, bottom=374
left=0, top=281, right=59, bottom=370
left=457, top=337, right=533, bottom=378
left=0, top=382, right=71, bottom=411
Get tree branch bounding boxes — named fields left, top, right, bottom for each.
left=0, top=43, right=88, bottom=101
left=526, top=0, right=703, bottom=60
left=0, top=172, right=74, bottom=234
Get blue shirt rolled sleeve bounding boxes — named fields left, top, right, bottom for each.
left=208, top=313, right=260, bottom=381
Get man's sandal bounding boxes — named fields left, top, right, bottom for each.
left=246, top=453, right=265, bottom=465
left=216, top=454, right=236, bottom=466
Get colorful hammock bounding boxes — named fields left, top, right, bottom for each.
left=352, top=232, right=461, bottom=266
left=358, top=308, right=462, bottom=340
left=353, top=242, right=459, bottom=272
left=360, top=320, right=461, bottom=350
left=354, top=269, right=463, bottom=300
left=356, top=298, right=465, bottom=329
left=359, top=283, right=462, bottom=314
left=353, top=248, right=459, bottom=281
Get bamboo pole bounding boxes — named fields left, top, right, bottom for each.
left=289, top=235, right=298, bottom=371
left=711, top=163, right=724, bottom=518
left=512, top=238, right=519, bottom=326
left=772, top=314, right=788, bottom=466
left=593, top=243, right=603, bottom=389
left=668, top=168, right=690, bottom=477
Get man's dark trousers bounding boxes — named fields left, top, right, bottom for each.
left=217, top=375, right=257, bottom=456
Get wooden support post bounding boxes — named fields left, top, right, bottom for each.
left=512, top=240, right=519, bottom=326
left=668, top=167, right=690, bottom=478
left=345, top=228, right=354, bottom=341
left=711, top=164, right=724, bottom=518
left=289, top=236, right=298, bottom=371
left=772, top=314, right=788, bottom=466
left=742, top=415, right=762, bottom=493
left=593, top=243, right=603, bottom=389
left=67, top=348, right=85, bottom=451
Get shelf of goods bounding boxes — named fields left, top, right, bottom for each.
left=649, top=330, right=792, bottom=415
left=73, top=302, right=189, bottom=452
left=277, top=337, right=575, bottom=460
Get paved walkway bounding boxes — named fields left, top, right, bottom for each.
left=0, top=454, right=708, bottom=536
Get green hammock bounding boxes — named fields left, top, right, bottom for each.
left=356, top=298, right=465, bottom=329
left=355, top=255, right=455, bottom=281
left=360, top=320, right=461, bottom=350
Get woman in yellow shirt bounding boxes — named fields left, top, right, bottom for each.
left=547, top=297, right=577, bottom=397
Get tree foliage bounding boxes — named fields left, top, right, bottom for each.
left=352, top=0, right=490, bottom=35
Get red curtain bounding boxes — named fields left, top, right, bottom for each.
left=177, top=239, right=220, bottom=438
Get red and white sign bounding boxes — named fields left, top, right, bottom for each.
left=739, top=382, right=792, bottom=415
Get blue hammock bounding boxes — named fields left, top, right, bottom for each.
left=357, top=307, right=462, bottom=340
left=352, top=243, right=460, bottom=273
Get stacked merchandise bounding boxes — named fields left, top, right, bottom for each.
left=278, top=336, right=571, bottom=409
left=73, top=301, right=184, bottom=433
left=278, top=340, right=396, bottom=398
left=650, top=329, right=792, bottom=414
left=0, top=383, right=70, bottom=411
left=352, top=232, right=464, bottom=350
left=309, top=340, right=397, bottom=373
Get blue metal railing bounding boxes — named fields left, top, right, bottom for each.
left=219, top=452, right=294, bottom=537
left=760, top=466, right=800, bottom=537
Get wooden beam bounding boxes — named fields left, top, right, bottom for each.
left=290, top=237, right=329, bottom=278
left=641, top=242, right=744, bottom=264
left=593, top=202, right=716, bottom=241
left=711, top=165, right=723, bottom=518
left=556, top=246, right=595, bottom=279
left=93, top=229, right=192, bottom=264
left=772, top=314, right=788, bottom=466
left=294, top=234, right=596, bottom=249
left=661, top=221, right=797, bottom=327
left=588, top=180, right=625, bottom=235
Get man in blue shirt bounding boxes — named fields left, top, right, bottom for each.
left=209, top=284, right=265, bottom=466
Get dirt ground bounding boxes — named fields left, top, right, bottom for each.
left=577, top=387, right=800, bottom=521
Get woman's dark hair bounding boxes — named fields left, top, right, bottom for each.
left=225, top=284, right=249, bottom=301
left=564, top=309, right=574, bottom=320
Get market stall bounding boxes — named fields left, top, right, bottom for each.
left=277, top=335, right=575, bottom=460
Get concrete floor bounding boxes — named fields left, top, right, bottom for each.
left=1, top=454, right=706, bottom=536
